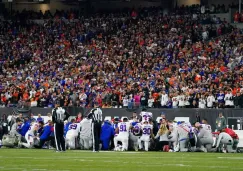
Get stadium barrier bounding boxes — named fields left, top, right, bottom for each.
left=1, top=107, right=243, bottom=131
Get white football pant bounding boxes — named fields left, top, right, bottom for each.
left=80, top=137, right=92, bottom=150
left=114, top=135, right=128, bottom=151
left=138, top=135, right=150, bottom=151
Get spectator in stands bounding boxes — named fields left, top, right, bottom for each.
left=0, top=7, right=240, bottom=110
left=233, top=92, right=242, bottom=108
left=147, top=95, right=154, bottom=108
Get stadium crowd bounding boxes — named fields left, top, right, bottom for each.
left=0, top=6, right=243, bottom=110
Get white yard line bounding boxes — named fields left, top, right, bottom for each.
left=218, top=157, right=243, bottom=160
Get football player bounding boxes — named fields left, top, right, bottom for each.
left=138, top=120, right=153, bottom=151
left=140, top=109, right=153, bottom=123
left=129, top=118, right=142, bottom=151
left=195, top=120, right=214, bottom=152
left=66, top=119, right=80, bottom=150
left=114, top=117, right=131, bottom=151
left=214, top=130, right=235, bottom=153
left=22, top=121, right=39, bottom=148
left=177, top=121, right=190, bottom=152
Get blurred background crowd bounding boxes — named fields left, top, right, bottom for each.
left=1, top=4, right=243, bottom=109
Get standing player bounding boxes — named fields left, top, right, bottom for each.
left=66, top=119, right=80, bottom=150
left=138, top=120, right=153, bottom=151
left=140, top=109, right=153, bottom=123
left=22, top=122, right=39, bottom=148
left=88, top=105, right=103, bottom=152
left=114, top=118, right=131, bottom=151
left=52, top=105, right=70, bottom=152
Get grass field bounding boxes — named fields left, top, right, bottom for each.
left=0, top=149, right=243, bottom=171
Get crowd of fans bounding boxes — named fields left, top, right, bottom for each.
left=0, top=5, right=243, bottom=109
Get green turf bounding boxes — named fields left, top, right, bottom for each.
left=0, top=149, right=243, bottom=171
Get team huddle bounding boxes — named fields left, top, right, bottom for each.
left=110, top=111, right=239, bottom=153
left=1, top=108, right=240, bottom=153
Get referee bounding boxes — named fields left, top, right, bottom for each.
left=52, top=104, right=70, bottom=152
left=88, top=103, right=103, bottom=152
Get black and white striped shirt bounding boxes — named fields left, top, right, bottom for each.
left=52, top=107, right=70, bottom=124
left=88, top=108, right=103, bottom=123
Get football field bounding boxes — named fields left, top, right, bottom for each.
left=0, top=149, right=243, bottom=171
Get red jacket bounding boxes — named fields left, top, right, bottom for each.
left=225, top=128, right=239, bottom=139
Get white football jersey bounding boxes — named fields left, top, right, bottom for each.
left=201, top=124, right=212, bottom=132
left=66, top=123, right=81, bottom=136
left=118, top=122, right=131, bottom=137
left=26, top=123, right=39, bottom=136
left=141, top=124, right=153, bottom=137
left=140, top=112, right=153, bottom=123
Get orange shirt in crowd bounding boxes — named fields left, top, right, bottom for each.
left=152, top=92, right=159, bottom=102
left=169, top=77, right=175, bottom=86
left=1, top=96, right=6, bottom=103
left=220, top=66, right=227, bottom=72
left=13, top=92, right=19, bottom=99
left=23, top=93, right=29, bottom=101
left=43, top=82, right=49, bottom=88
left=232, top=88, right=241, bottom=95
